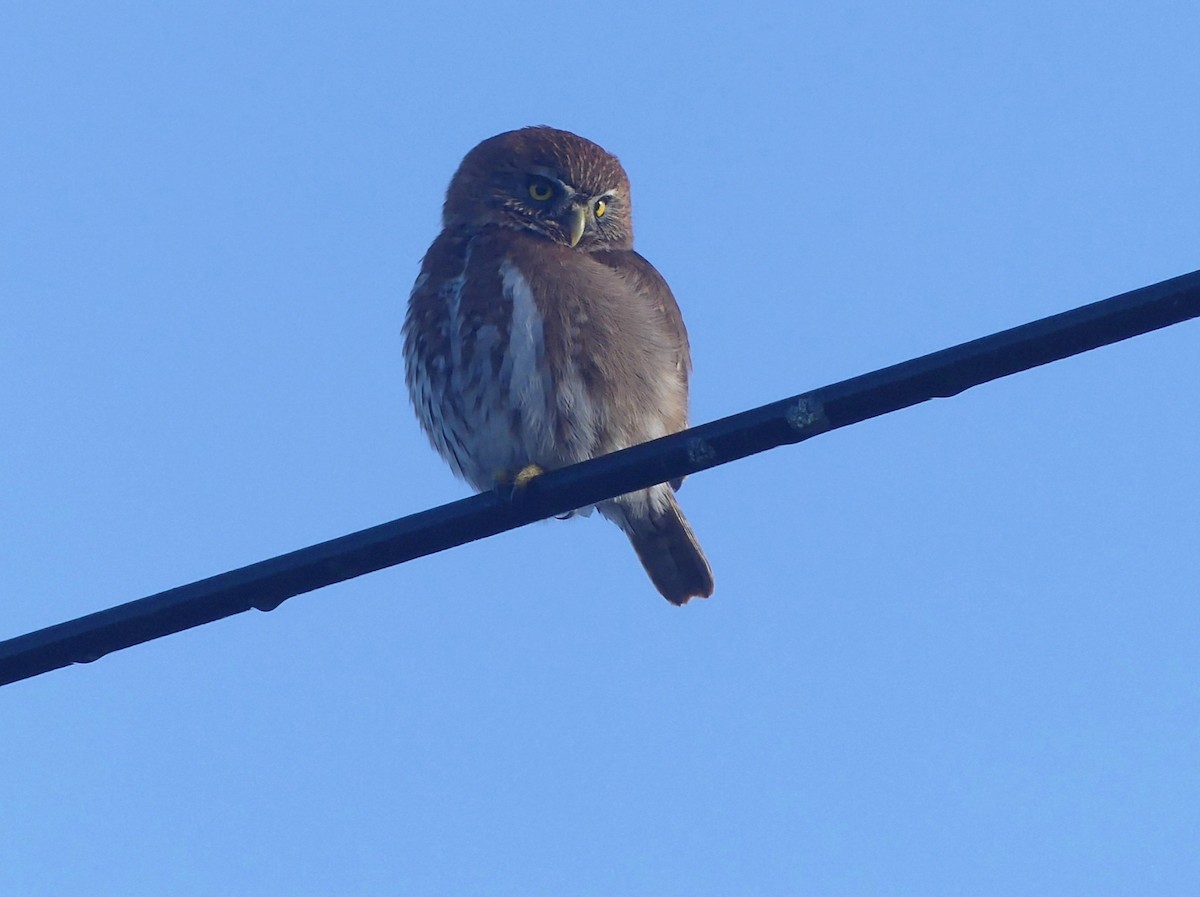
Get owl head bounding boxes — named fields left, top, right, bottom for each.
left=442, top=126, right=633, bottom=251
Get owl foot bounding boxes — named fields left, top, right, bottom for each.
left=492, top=464, right=545, bottom=502
left=512, top=463, right=545, bottom=489
left=493, top=464, right=573, bottom=519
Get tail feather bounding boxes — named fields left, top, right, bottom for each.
left=604, top=488, right=714, bottom=605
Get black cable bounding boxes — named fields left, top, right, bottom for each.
left=2, top=268, right=1198, bottom=687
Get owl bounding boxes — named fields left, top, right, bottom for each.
left=403, top=127, right=713, bottom=604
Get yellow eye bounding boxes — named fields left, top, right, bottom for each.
left=594, top=198, right=607, bottom=218
left=528, top=180, right=554, bottom=201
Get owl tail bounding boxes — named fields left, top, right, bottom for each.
left=603, top=486, right=714, bottom=605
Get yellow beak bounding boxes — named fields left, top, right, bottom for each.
left=566, top=204, right=587, bottom=248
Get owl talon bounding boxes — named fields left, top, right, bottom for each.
left=512, top=463, right=545, bottom=489
left=492, top=464, right=545, bottom=502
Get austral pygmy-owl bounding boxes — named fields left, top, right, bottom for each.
left=403, top=126, right=713, bottom=604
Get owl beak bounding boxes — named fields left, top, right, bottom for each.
left=565, top=204, right=588, bottom=248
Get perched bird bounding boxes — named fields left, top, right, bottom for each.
left=403, top=126, right=713, bottom=604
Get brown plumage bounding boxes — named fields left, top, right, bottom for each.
left=403, top=126, right=713, bottom=604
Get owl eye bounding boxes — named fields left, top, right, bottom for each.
left=594, top=198, right=608, bottom=218
left=528, top=179, right=555, bottom=202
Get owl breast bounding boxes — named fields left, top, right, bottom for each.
left=404, top=227, right=688, bottom=495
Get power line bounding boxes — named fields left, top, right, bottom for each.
left=2, top=268, right=1198, bottom=687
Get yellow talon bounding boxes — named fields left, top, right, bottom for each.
left=512, top=463, right=545, bottom=489
left=491, top=464, right=546, bottom=501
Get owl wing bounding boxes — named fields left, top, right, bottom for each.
left=590, top=248, right=693, bottom=492
left=592, top=249, right=693, bottom=388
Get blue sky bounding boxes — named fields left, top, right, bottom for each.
left=3, top=2, right=1198, bottom=894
